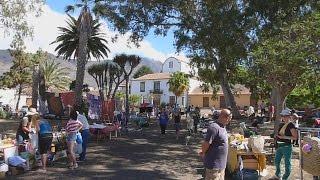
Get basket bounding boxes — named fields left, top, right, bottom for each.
left=301, top=136, right=320, bottom=176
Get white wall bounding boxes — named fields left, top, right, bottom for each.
left=181, top=61, right=191, bottom=74
left=131, top=77, right=200, bottom=108
left=162, top=57, right=182, bottom=73
left=131, top=79, right=187, bottom=105
left=0, top=89, right=30, bottom=110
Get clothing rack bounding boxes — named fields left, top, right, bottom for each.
left=297, top=127, right=320, bottom=180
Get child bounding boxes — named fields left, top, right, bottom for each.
left=66, top=109, right=83, bottom=169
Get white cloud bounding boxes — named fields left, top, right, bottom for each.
left=0, top=5, right=187, bottom=62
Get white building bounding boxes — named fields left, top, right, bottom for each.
left=0, top=88, right=31, bottom=110
left=130, top=57, right=201, bottom=107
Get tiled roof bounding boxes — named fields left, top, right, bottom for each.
left=189, top=84, right=251, bottom=95
left=133, top=73, right=171, bottom=80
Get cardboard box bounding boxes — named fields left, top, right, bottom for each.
left=9, top=166, right=24, bottom=176
left=243, top=159, right=259, bottom=170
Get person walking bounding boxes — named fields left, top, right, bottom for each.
left=173, top=107, right=181, bottom=140
left=199, top=109, right=232, bottom=180
left=75, top=105, right=90, bottom=161
left=66, top=109, right=83, bottom=169
left=34, top=114, right=53, bottom=172
left=159, top=108, right=169, bottom=135
left=273, top=109, right=298, bottom=180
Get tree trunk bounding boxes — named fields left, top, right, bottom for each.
left=38, top=68, right=47, bottom=115
left=219, top=72, right=240, bottom=117
left=125, top=76, right=130, bottom=123
left=31, top=65, right=39, bottom=109
left=274, top=87, right=286, bottom=135
left=270, top=87, right=277, bottom=107
left=16, top=84, right=23, bottom=111
left=75, top=15, right=89, bottom=105
left=175, top=96, right=178, bottom=107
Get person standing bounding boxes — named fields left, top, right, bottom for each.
left=199, top=109, right=232, bottom=180
left=193, top=107, right=201, bottom=133
left=66, top=109, right=83, bottom=169
left=16, top=116, right=31, bottom=144
left=260, top=101, right=266, bottom=116
left=159, top=108, right=169, bottom=135
left=273, top=109, right=298, bottom=180
left=269, top=103, right=275, bottom=121
left=173, top=107, right=181, bottom=140
left=75, top=105, right=90, bottom=161
left=34, top=115, right=53, bottom=172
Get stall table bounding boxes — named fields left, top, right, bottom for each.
left=0, top=144, right=17, bottom=164
left=228, top=145, right=267, bottom=176
left=89, top=123, right=119, bottom=142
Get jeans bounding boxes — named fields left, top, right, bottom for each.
left=79, top=129, right=90, bottom=160
left=275, top=144, right=292, bottom=180
left=160, top=124, right=167, bottom=134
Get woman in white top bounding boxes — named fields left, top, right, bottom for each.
left=75, top=105, right=89, bottom=161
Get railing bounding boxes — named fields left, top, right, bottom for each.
left=149, top=89, right=163, bottom=94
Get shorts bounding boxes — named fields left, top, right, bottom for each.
left=174, top=122, right=181, bottom=131
left=67, top=132, right=77, bottom=142
left=205, top=168, right=225, bottom=180
left=39, top=133, right=53, bottom=154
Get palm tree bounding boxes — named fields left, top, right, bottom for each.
left=113, top=54, right=141, bottom=122
left=167, top=72, right=190, bottom=106
left=51, top=1, right=110, bottom=105
left=41, top=60, right=71, bottom=91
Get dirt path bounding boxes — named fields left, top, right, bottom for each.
left=1, top=117, right=315, bottom=179
left=10, top=120, right=204, bottom=180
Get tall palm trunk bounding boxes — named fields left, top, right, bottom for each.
left=16, top=84, right=23, bottom=111
left=31, top=65, right=39, bottom=109
left=75, top=10, right=90, bottom=105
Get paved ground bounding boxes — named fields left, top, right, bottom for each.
left=1, top=116, right=314, bottom=179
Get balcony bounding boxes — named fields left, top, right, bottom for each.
left=150, top=89, right=163, bottom=94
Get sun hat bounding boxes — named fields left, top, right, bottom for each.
left=280, top=108, right=291, bottom=116
left=26, top=108, right=38, bottom=116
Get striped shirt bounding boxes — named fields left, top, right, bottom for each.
left=66, top=119, right=82, bottom=133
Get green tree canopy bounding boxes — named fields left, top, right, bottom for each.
left=168, top=72, right=189, bottom=105
left=0, top=0, right=44, bottom=38
left=0, top=48, right=32, bottom=110
left=133, top=66, right=153, bottom=79
left=252, top=12, right=320, bottom=131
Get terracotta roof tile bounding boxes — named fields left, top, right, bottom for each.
left=133, top=73, right=171, bottom=80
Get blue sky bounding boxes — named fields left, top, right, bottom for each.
left=46, top=0, right=176, bottom=55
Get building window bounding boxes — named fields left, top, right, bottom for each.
left=182, top=97, right=185, bottom=106
left=169, top=61, right=173, bottom=68
left=154, top=81, right=160, bottom=91
left=169, top=96, right=176, bottom=105
left=140, top=82, right=145, bottom=92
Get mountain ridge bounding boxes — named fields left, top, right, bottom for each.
left=0, top=49, right=163, bottom=88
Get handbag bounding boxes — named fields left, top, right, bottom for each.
left=76, top=132, right=83, bottom=144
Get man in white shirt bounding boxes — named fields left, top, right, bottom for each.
left=75, top=106, right=90, bottom=161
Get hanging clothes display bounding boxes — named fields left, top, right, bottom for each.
left=59, top=92, right=76, bottom=108
left=87, top=93, right=101, bottom=120
left=102, top=99, right=115, bottom=120
left=46, top=92, right=64, bottom=116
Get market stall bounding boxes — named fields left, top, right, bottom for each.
left=227, top=134, right=266, bottom=178
left=89, top=123, right=120, bottom=142
left=298, top=127, right=320, bottom=180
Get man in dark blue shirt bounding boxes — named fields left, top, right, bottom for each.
left=199, top=109, right=232, bottom=180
